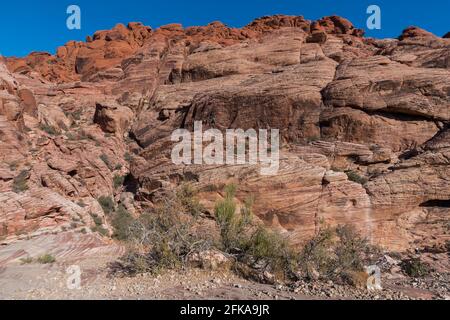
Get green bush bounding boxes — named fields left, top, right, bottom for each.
left=214, top=184, right=294, bottom=281
left=244, top=226, right=295, bottom=278
left=111, top=205, right=134, bottom=241
left=401, top=258, right=431, bottom=278
left=37, top=254, right=56, bottom=264
left=215, top=185, right=245, bottom=251
left=111, top=194, right=211, bottom=276
left=98, top=196, right=115, bottom=214
left=13, top=170, right=29, bottom=193
left=113, top=174, right=125, bottom=189
left=176, top=183, right=204, bottom=217
left=100, top=154, right=114, bottom=170
left=345, top=171, right=368, bottom=185
left=92, top=225, right=109, bottom=236
left=20, top=257, right=34, bottom=265
left=124, top=152, right=133, bottom=163
left=39, top=124, right=59, bottom=136
left=298, top=225, right=380, bottom=282
left=90, top=213, right=103, bottom=226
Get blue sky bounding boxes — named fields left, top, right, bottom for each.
left=1, top=0, right=449, bottom=57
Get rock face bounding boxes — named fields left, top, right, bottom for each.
left=1, top=15, right=449, bottom=253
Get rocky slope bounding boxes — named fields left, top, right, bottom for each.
left=1, top=15, right=449, bottom=260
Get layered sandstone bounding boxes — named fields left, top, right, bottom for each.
left=1, top=16, right=449, bottom=252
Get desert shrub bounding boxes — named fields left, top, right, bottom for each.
left=111, top=194, right=211, bottom=276
left=39, top=124, right=58, bottom=136
left=13, top=170, right=29, bottom=193
left=242, top=226, right=295, bottom=278
left=334, top=225, right=377, bottom=273
left=37, top=254, right=56, bottom=264
left=92, top=225, right=109, bottom=237
left=345, top=171, right=368, bottom=185
left=90, top=213, right=103, bottom=226
left=214, top=184, right=295, bottom=281
left=8, top=161, right=19, bottom=171
left=98, top=196, right=115, bottom=214
left=113, top=174, right=125, bottom=189
left=124, top=152, right=133, bottom=163
left=111, top=205, right=134, bottom=241
left=298, top=225, right=380, bottom=282
left=20, top=257, right=34, bottom=265
left=401, top=258, right=431, bottom=278
left=214, top=185, right=249, bottom=251
left=72, top=110, right=82, bottom=121
left=77, top=201, right=87, bottom=208
left=100, top=154, right=114, bottom=170
left=176, top=183, right=204, bottom=217
left=298, top=226, right=336, bottom=279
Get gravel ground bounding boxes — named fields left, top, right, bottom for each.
left=0, top=232, right=448, bottom=300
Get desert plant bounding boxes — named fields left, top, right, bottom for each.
left=13, top=170, right=29, bottom=193
left=92, top=225, right=109, bottom=236
left=124, top=152, right=133, bottom=163
left=111, top=194, right=211, bottom=276
left=176, top=183, right=204, bottom=217
left=298, top=225, right=380, bottom=282
left=243, top=226, right=295, bottom=278
left=20, top=257, right=34, bottom=265
left=100, top=154, right=114, bottom=170
left=345, top=171, right=368, bottom=185
left=111, top=205, right=134, bottom=241
left=98, top=196, right=115, bottom=214
left=37, top=254, right=56, bottom=264
left=401, top=258, right=431, bottom=278
left=90, top=213, right=103, bottom=226
left=113, top=174, right=125, bottom=190
left=39, top=124, right=58, bottom=136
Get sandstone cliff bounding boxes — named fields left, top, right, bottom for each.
left=1, top=15, right=449, bottom=254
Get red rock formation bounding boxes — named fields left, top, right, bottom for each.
left=1, top=15, right=449, bottom=254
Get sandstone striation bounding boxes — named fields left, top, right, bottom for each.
left=0, top=15, right=449, bottom=254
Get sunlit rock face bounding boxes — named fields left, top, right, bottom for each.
left=1, top=15, right=449, bottom=252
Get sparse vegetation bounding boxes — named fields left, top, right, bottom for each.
left=108, top=183, right=380, bottom=285
left=37, top=254, right=56, bottom=264
left=20, top=257, right=34, bottom=265
left=98, top=196, right=115, bottom=214
left=401, top=258, right=431, bottom=278
left=77, top=200, right=87, bottom=208
left=100, top=154, right=114, bottom=170
left=92, top=225, right=109, bottom=236
left=111, top=205, right=134, bottom=241
left=90, top=213, right=103, bottom=226
left=8, top=161, right=19, bottom=171
left=345, top=171, right=368, bottom=185
left=111, top=192, right=211, bottom=276
left=176, top=183, right=204, bottom=217
left=113, top=174, right=125, bottom=190
left=12, top=170, right=29, bottom=193
left=298, top=224, right=380, bottom=283
left=39, top=124, right=59, bottom=136
left=124, top=152, right=133, bottom=163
